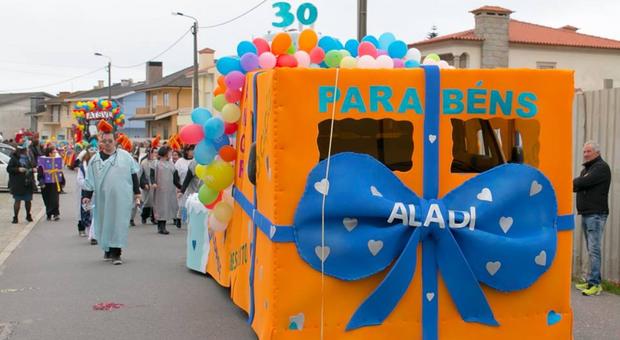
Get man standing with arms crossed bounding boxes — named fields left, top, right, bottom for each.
left=82, top=130, right=141, bottom=265
left=574, top=141, right=611, bottom=296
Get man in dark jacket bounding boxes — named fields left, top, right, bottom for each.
left=573, top=141, right=611, bottom=296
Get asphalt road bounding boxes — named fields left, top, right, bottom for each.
left=0, top=171, right=618, bottom=339
left=0, top=172, right=256, bottom=340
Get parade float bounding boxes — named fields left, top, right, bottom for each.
left=72, top=98, right=126, bottom=150
left=181, top=2, right=575, bottom=339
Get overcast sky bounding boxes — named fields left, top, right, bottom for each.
left=1, top=0, right=618, bottom=95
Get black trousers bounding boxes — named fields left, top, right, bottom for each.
left=41, top=185, right=60, bottom=217
left=140, top=207, right=155, bottom=221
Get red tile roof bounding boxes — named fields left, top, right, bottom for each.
left=410, top=19, right=620, bottom=50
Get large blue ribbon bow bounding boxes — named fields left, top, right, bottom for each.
left=293, top=152, right=558, bottom=330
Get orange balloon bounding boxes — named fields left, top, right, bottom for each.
left=271, top=33, right=292, bottom=55
left=217, top=75, right=226, bottom=88
left=298, top=29, right=318, bottom=52
left=214, top=86, right=225, bottom=96
left=219, top=145, right=237, bottom=162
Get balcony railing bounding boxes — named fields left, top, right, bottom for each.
left=136, top=105, right=171, bottom=116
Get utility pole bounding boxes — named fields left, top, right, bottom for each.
left=94, top=52, right=112, bottom=101
left=173, top=12, right=199, bottom=108
left=357, top=0, right=367, bottom=41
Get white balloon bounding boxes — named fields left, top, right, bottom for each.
left=207, top=213, right=228, bottom=232
left=423, top=58, right=438, bottom=65
left=405, top=48, right=422, bottom=63
left=376, top=55, right=394, bottom=69
left=294, top=51, right=311, bottom=68
left=437, top=60, right=450, bottom=69
left=357, top=55, right=376, bottom=69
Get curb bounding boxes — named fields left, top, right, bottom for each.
left=0, top=208, right=45, bottom=267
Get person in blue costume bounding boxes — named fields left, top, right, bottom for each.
left=82, top=131, right=141, bottom=265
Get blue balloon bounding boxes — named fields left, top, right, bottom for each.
left=212, top=134, right=230, bottom=150
left=334, top=39, right=344, bottom=50
left=191, top=107, right=212, bottom=125
left=195, top=140, right=217, bottom=165
left=203, top=117, right=224, bottom=140
left=379, top=32, right=396, bottom=50
left=344, top=39, right=359, bottom=57
left=388, top=40, right=408, bottom=59
left=237, top=41, right=257, bottom=57
left=318, top=36, right=339, bottom=52
left=404, top=60, right=421, bottom=68
left=361, top=35, right=380, bottom=47
left=216, top=56, right=242, bottom=76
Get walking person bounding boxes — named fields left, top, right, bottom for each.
left=174, top=146, right=193, bottom=228
left=82, top=131, right=141, bottom=265
left=139, top=148, right=157, bottom=225
left=574, top=141, right=612, bottom=296
left=153, top=146, right=181, bottom=235
left=37, top=146, right=65, bottom=221
left=76, top=149, right=94, bottom=238
left=7, top=142, right=36, bottom=223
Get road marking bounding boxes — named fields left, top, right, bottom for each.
left=0, top=208, right=45, bottom=267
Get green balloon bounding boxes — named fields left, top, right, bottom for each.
left=426, top=53, right=440, bottom=62
left=214, top=94, right=227, bottom=112
left=198, top=184, right=219, bottom=205
left=204, top=160, right=235, bottom=191
left=324, top=50, right=343, bottom=68
left=286, top=44, right=296, bottom=55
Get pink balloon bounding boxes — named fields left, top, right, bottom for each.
left=258, top=52, right=277, bottom=69
left=358, top=42, right=378, bottom=58
left=294, top=51, right=311, bottom=68
left=253, top=38, right=270, bottom=55
left=393, top=58, right=404, bottom=68
left=377, top=49, right=388, bottom=56
left=309, top=47, right=325, bottom=64
left=224, top=71, right=245, bottom=89
left=179, top=124, right=205, bottom=145
left=225, top=88, right=242, bottom=103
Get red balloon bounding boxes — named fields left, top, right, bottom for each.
left=277, top=54, right=298, bottom=68
left=225, top=88, right=242, bottom=103
left=309, top=47, right=325, bottom=64
left=358, top=41, right=378, bottom=58
left=179, top=124, right=205, bottom=145
left=224, top=122, right=238, bottom=135
left=205, top=192, right=223, bottom=209
left=253, top=38, right=270, bottom=55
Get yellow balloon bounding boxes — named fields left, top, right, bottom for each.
left=195, top=164, right=207, bottom=180
left=204, top=160, right=234, bottom=191
left=213, top=202, right=233, bottom=223
left=221, top=104, right=241, bottom=123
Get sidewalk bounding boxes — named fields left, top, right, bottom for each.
left=0, top=190, right=43, bottom=264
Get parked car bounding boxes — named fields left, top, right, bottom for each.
left=0, top=143, right=15, bottom=157
left=0, top=152, right=11, bottom=190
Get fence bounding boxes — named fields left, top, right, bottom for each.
left=572, top=88, right=620, bottom=283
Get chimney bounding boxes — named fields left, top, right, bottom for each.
left=96, top=80, right=105, bottom=89
left=121, top=78, right=133, bottom=87
left=471, top=6, right=513, bottom=68
left=146, top=61, right=163, bottom=85
left=199, top=47, right=216, bottom=71
left=57, top=91, right=71, bottom=97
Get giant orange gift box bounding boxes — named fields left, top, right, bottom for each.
left=197, top=67, right=574, bottom=339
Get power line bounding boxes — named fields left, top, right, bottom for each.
left=114, top=28, right=192, bottom=69
left=0, top=67, right=105, bottom=93
left=199, top=0, right=268, bottom=29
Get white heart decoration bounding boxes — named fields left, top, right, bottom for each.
left=428, top=134, right=437, bottom=143
left=269, top=225, right=276, bottom=239
left=499, top=216, right=513, bottom=234
left=314, top=178, right=329, bottom=196
left=368, top=240, right=384, bottom=256
left=289, top=313, right=305, bottom=330
left=530, top=180, right=542, bottom=196
left=535, top=250, right=547, bottom=266
left=476, top=188, right=493, bottom=202
left=370, top=186, right=383, bottom=197
left=486, top=261, right=501, bottom=276
left=315, top=246, right=330, bottom=262
left=426, top=292, right=435, bottom=302
left=343, top=218, right=358, bottom=232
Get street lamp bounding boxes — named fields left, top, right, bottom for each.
left=94, top=52, right=112, bottom=101
left=173, top=11, right=199, bottom=109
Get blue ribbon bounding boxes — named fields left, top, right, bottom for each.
left=293, top=152, right=559, bottom=331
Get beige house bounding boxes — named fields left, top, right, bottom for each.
left=132, top=62, right=193, bottom=139
left=0, top=92, right=53, bottom=139
left=195, top=47, right=218, bottom=113
left=37, top=92, right=74, bottom=141
left=410, top=6, right=620, bottom=90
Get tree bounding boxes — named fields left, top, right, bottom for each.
left=427, top=25, right=439, bottom=39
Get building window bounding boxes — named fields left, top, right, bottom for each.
left=52, top=105, right=60, bottom=122
left=163, top=92, right=170, bottom=106
left=536, top=61, right=556, bottom=69
left=151, top=95, right=158, bottom=111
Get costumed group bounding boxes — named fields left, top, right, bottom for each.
left=6, top=128, right=202, bottom=265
